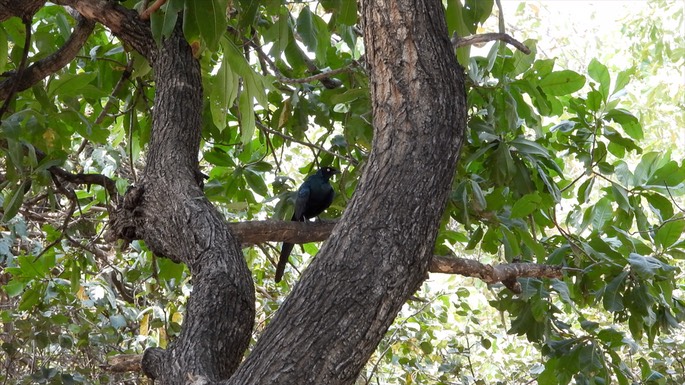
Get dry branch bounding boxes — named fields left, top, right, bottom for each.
left=229, top=220, right=563, bottom=290
left=452, top=32, right=531, bottom=54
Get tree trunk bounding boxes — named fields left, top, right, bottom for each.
left=28, top=0, right=466, bottom=384
left=122, top=28, right=255, bottom=384
left=225, top=0, right=466, bottom=383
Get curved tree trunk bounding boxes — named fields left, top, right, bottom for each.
left=119, top=28, right=256, bottom=384
left=33, top=0, right=466, bottom=384
left=226, top=0, right=467, bottom=383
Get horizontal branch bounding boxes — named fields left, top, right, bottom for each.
left=51, top=168, right=117, bottom=197
left=0, top=16, right=95, bottom=100
left=451, top=32, right=531, bottom=54
left=53, top=0, right=155, bottom=61
left=228, top=220, right=563, bottom=290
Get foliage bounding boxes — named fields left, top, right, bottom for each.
left=0, top=0, right=683, bottom=384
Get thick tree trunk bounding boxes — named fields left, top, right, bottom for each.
left=118, top=29, right=255, bottom=385
left=225, top=0, right=466, bottom=383
left=17, top=0, right=465, bottom=384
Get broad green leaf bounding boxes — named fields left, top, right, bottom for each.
left=604, top=108, right=642, bottom=140
left=445, top=0, right=471, bottom=66
left=645, top=192, right=674, bottom=221
left=655, top=217, right=685, bottom=249
left=469, top=180, right=486, bottom=210
left=588, top=58, right=610, bottom=99
left=185, top=0, right=227, bottom=50
left=338, top=0, right=357, bottom=25
left=47, top=72, right=98, bottom=97
left=511, top=192, right=541, bottom=218
left=3, top=279, right=25, bottom=297
left=0, top=25, right=7, bottom=73
left=539, top=70, right=585, bottom=96
left=510, top=39, right=537, bottom=76
left=591, top=197, right=613, bottom=231
left=157, top=257, right=186, bottom=282
left=210, top=39, right=238, bottom=131
left=297, top=8, right=317, bottom=54
left=18, top=286, right=42, bottom=311
left=627, top=253, right=663, bottom=278
left=244, top=169, right=269, bottom=197
left=465, top=226, right=483, bottom=250
left=463, top=0, right=494, bottom=32
left=613, top=68, right=633, bottom=96
left=239, top=91, right=255, bottom=145
left=610, top=183, right=630, bottom=211
left=603, top=271, right=628, bottom=312
left=2, top=180, right=29, bottom=223
left=149, top=0, right=183, bottom=45
left=510, top=137, right=552, bottom=158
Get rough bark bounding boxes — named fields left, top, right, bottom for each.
left=126, top=29, right=254, bottom=384
left=28, top=3, right=255, bottom=382
left=225, top=0, right=466, bottom=383
left=0, top=0, right=44, bottom=22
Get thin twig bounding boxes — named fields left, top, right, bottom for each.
left=452, top=32, right=531, bottom=54
left=139, top=0, right=167, bottom=20
left=255, top=120, right=358, bottom=165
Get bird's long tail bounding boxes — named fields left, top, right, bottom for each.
left=275, top=242, right=294, bottom=282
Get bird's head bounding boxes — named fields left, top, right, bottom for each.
left=319, top=166, right=340, bottom=180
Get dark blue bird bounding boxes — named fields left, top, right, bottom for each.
left=275, top=166, right=339, bottom=282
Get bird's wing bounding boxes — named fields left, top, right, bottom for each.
left=293, top=184, right=310, bottom=220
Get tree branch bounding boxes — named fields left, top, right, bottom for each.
left=452, top=32, right=531, bottom=54
left=0, top=17, right=32, bottom=117
left=53, top=0, right=156, bottom=62
left=228, top=220, right=563, bottom=290
left=255, top=120, right=359, bottom=165
left=0, top=16, right=95, bottom=101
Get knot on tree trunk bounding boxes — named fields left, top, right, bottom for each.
left=105, top=184, right=145, bottom=247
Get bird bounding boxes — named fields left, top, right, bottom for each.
left=275, top=166, right=339, bottom=282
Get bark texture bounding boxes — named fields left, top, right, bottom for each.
left=225, top=0, right=466, bottom=383
left=40, top=4, right=255, bottom=382
left=129, top=30, right=255, bottom=384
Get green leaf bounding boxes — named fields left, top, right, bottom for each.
left=296, top=8, right=318, bottom=54
left=627, top=253, right=661, bottom=278
left=655, top=217, right=685, bottom=249
left=510, top=192, right=541, bottom=218
left=3, top=279, right=26, bottom=297
left=613, top=68, right=632, bottom=96
left=244, top=169, right=269, bottom=197
left=539, top=70, right=586, bottom=96
left=185, top=0, right=227, bottom=50
left=591, top=197, right=613, bottom=231
left=210, top=38, right=238, bottom=131
left=510, top=39, right=537, bottom=76
left=465, top=226, right=484, bottom=250
left=604, top=109, right=642, bottom=140
left=603, top=271, right=628, bottom=312
left=238, top=91, right=255, bottom=145
left=2, top=180, right=29, bottom=223
left=610, top=183, right=630, bottom=211
left=463, top=0, right=494, bottom=32
left=588, top=58, right=610, bottom=100
left=18, top=285, right=42, bottom=311
left=157, top=257, right=186, bottom=283
left=510, top=137, right=551, bottom=158
left=0, top=25, right=8, bottom=73
left=338, top=0, right=357, bottom=25
left=47, top=72, right=98, bottom=97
